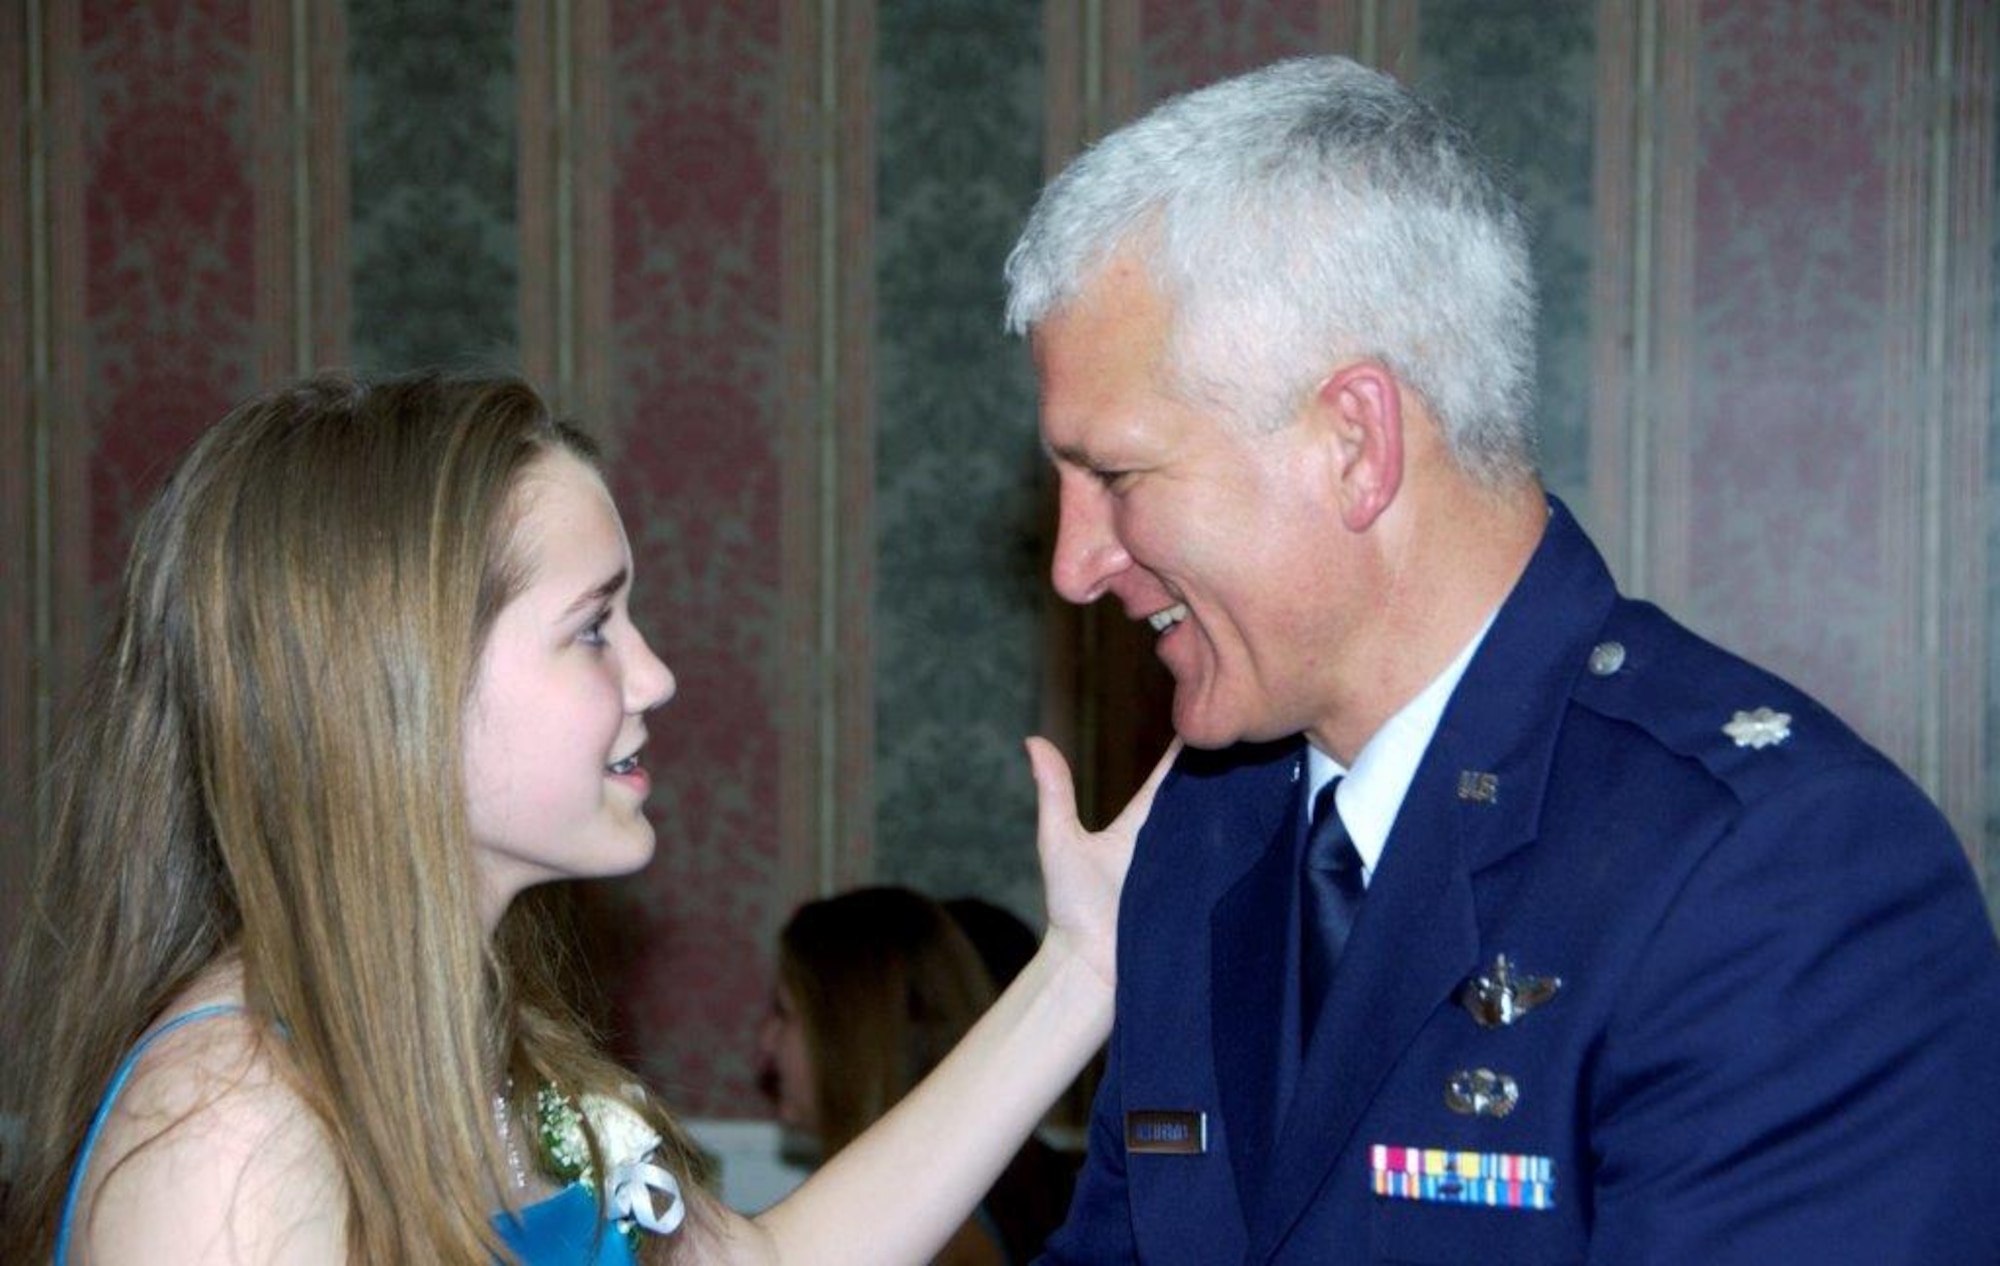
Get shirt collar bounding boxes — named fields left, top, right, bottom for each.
left=1308, top=610, right=1498, bottom=881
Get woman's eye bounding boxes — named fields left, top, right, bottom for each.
left=580, top=610, right=612, bottom=647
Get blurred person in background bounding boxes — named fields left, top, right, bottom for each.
left=761, top=888, right=1073, bottom=1265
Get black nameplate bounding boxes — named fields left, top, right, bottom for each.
left=1125, top=1109, right=1208, bottom=1155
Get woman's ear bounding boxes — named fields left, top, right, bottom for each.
left=1309, top=360, right=1404, bottom=532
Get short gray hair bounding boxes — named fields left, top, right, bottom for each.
left=1004, top=56, right=1536, bottom=482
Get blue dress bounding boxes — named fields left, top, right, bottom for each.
left=55, top=1005, right=634, bottom=1265
left=494, top=1183, right=637, bottom=1265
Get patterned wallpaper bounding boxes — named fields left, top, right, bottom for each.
left=347, top=0, right=519, bottom=374
left=872, top=0, right=1048, bottom=926
left=81, top=0, right=256, bottom=597
left=1992, top=79, right=2000, bottom=921
left=593, top=0, right=787, bottom=1115
left=1413, top=0, right=1597, bottom=514
left=1137, top=0, right=1322, bottom=101
left=5, top=0, right=1995, bottom=1118
left=1690, top=0, right=1900, bottom=743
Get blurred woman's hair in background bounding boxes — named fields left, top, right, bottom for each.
left=770, top=887, right=1075, bottom=1263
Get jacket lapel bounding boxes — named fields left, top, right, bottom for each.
left=1210, top=758, right=1308, bottom=1214
left=1246, top=498, right=1618, bottom=1257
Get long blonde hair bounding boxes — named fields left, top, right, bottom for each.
left=2, top=373, right=700, bottom=1262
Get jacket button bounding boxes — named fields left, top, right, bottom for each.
left=1588, top=641, right=1626, bottom=676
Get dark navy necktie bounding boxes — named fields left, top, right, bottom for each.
left=1300, top=777, right=1365, bottom=1046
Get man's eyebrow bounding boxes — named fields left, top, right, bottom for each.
left=1042, top=438, right=1093, bottom=466
left=560, top=567, right=627, bottom=619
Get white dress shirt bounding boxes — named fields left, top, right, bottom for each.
left=1307, top=611, right=1497, bottom=886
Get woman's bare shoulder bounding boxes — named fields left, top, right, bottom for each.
left=71, top=1004, right=346, bottom=1264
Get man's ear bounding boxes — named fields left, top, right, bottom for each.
left=1311, top=361, right=1403, bottom=532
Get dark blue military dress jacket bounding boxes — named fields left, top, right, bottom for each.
left=1041, top=499, right=2000, bottom=1264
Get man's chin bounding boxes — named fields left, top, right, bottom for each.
left=1172, top=693, right=1304, bottom=752
left=1170, top=698, right=1248, bottom=751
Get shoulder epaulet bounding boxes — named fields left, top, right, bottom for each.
left=1568, top=598, right=1875, bottom=803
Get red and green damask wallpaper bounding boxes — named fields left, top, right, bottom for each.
left=5, top=0, right=1995, bottom=1124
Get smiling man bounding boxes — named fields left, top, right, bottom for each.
left=1007, top=57, right=2000, bottom=1264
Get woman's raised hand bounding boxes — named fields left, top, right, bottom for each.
left=1024, top=736, right=1182, bottom=989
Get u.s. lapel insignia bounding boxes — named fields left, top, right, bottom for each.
left=1457, top=954, right=1561, bottom=1029
left=1456, top=770, right=1499, bottom=803
left=1444, top=1068, right=1519, bottom=1118
left=1723, top=706, right=1791, bottom=749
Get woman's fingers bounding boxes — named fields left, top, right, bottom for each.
left=1024, top=735, right=1081, bottom=849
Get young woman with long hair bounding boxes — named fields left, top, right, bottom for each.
left=0, top=373, right=1172, bottom=1263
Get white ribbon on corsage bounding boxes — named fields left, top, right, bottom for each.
left=607, top=1158, right=686, bottom=1235
left=565, top=1089, right=688, bottom=1240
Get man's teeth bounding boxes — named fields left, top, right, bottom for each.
left=607, top=754, right=640, bottom=775
left=1146, top=603, right=1190, bottom=633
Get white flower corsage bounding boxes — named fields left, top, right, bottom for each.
left=538, top=1085, right=687, bottom=1245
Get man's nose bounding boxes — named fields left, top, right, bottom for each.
left=1051, top=477, right=1130, bottom=604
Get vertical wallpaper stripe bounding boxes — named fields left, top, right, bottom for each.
left=311, top=1, right=350, bottom=371
left=1888, top=0, right=1936, bottom=792
left=779, top=0, right=827, bottom=909
left=0, top=2, right=22, bottom=952
left=1103, top=0, right=1141, bottom=128
left=252, top=0, right=288, bottom=378
left=1590, top=0, right=1700, bottom=605
left=516, top=0, right=558, bottom=396
left=1938, top=0, right=1994, bottom=864
left=1584, top=0, right=1700, bottom=605
left=1646, top=0, right=1698, bottom=612
left=573, top=0, right=613, bottom=432
left=252, top=0, right=348, bottom=382
left=1885, top=0, right=1933, bottom=776
left=518, top=0, right=613, bottom=427
left=832, top=0, right=876, bottom=894
left=1988, top=0, right=2000, bottom=909
left=50, top=0, right=86, bottom=920
left=1, top=0, right=40, bottom=955
left=779, top=0, right=877, bottom=903
left=1589, top=0, right=1640, bottom=573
